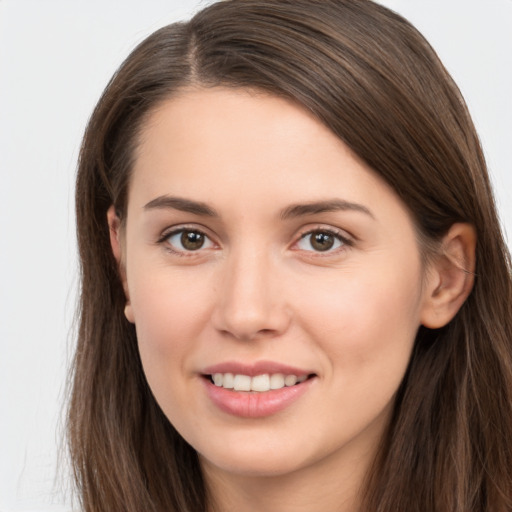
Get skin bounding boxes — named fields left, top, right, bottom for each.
left=109, top=87, right=475, bottom=512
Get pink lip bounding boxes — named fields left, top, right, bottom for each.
left=202, top=360, right=313, bottom=377
left=200, top=360, right=316, bottom=418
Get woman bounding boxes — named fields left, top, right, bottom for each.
left=69, top=1, right=512, bottom=510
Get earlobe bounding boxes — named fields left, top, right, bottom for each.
left=107, top=206, right=135, bottom=324
left=420, top=223, right=476, bottom=329
left=124, top=303, right=135, bottom=324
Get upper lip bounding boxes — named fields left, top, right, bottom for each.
left=201, top=360, right=315, bottom=377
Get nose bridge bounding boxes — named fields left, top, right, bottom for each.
left=213, top=241, right=289, bottom=340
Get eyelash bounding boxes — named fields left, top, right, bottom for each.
left=157, top=226, right=353, bottom=256
left=157, top=226, right=215, bottom=256
left=294, top=228, right=353, bottom=255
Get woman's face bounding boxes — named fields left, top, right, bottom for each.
left=117, top=87, right=436, bottom=479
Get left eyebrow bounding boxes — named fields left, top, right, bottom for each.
left=280, top=199, right=375, bottom=220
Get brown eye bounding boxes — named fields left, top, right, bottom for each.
left=180, top=230, right=205, bottom=250
left=296, top=230, right=346, bottom=253
left=310, top=232, right=335, bottom=251
left=163, top=229, right=214, bottom=253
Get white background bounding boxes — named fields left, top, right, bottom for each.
left=0, top=1, right=510, bottom=510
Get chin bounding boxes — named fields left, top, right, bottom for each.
left=191, top=427, right=329, bottom=479
left=199, top=449, right=309, bottom=478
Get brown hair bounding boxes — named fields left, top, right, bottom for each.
left=69, top=1, right=512, bottom=510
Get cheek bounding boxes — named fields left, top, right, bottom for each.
left=297, top=261, right=424, bottom=374
left=128, top=267, right=215, bottom=378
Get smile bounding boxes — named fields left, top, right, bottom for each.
left=210, top=372, right=309, bottom=392
left=201, top=364, right=317, bottom=418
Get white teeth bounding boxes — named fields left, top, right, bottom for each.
left=233, top=374, right=252, bottom=391
left=251, top=374, right=270, bottom=392
left=211, top=372, right=309, bottom=392
left=284, top=375, right=297, bottom=386
left=269, top=373, right=285, bottom=389
left=223, top=372, right=234, bottom=389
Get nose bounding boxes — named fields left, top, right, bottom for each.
left=212, top=247, right=291, bottom=341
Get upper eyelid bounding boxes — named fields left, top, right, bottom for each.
left=299, top=227, right=347, bottom=238
left=295, top=225, right=354, bottom=243
left=157, top=227, right=217, bottom=257
left=289, top=226, right=355, bottom=257
left=157, top=224, right=215, bottom=243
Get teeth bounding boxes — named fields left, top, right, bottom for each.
left=251, top=374, right=270, bottom=392
left=284, top=375, right=297, bottom=386
left=211, top=372, right=309, bottom=392
left=233, top=374, right=251, bottom=391
left=269, top=373, right=285, bottom=389
left=223, top=372, right=234, bottom=389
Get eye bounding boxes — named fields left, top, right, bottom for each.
left=296, top=229, right=348, bottom=253
left=163, top=229, right=215, bottom=252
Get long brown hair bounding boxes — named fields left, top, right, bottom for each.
left=69, top=1, right=512, bottom=510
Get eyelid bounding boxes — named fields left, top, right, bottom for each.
left=157, top=223, right=212, bottom=242
left=157, top=224, right=218, bottom=254
left=155, top=223, right=353, bottom=256
left=291, top=225, right=354, bottom=253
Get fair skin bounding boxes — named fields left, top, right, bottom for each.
left=108, top=87, right=475, bottom=512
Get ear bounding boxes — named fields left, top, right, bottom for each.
left=107, top=205, right=123, bottom=262
left=420, top=223, right=476, bottom=329
left=107, top=205, right=135, bottom=324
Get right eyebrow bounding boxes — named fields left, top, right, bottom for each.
left=143, top=195, right=218, bottom=217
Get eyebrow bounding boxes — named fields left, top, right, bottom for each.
left=143, top=195, right=218, bottom=217
left=143, top=195, right=374, bottom=220
left=280, top=199, right=374, bottom=220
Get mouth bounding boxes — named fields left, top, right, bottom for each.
left=204, top=372, right=316, bottom=392
left=200, top=362, right=318, bottom=417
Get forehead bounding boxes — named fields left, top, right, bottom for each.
left=135, top=87, right=347, bottom=171
left=129, top=87, right=410, bottom=227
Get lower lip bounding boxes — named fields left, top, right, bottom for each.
left=203, top=377, right=315, bottom=418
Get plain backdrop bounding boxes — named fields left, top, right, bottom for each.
left=0, top=1, right=511, bottom=510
